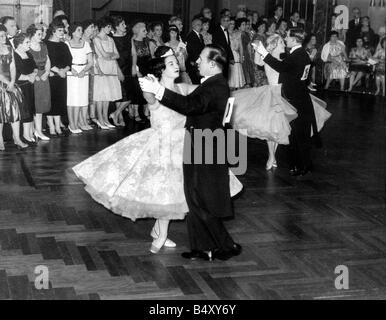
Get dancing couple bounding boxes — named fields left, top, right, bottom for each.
left=232, top=29, right=331, bottom=176
left=74, top=44, right=243, bottom=261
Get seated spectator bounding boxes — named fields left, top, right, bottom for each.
left=375, top=26, right=385, bottom=52
left=347, top=7, right=362, bottom=51
left=268, top=5, right=283, bottom=26
left=373, top=38, right=385, bottom=96
left=348, top=37, right=372, bottom=92
left=304, top=33, right=318, bottom=91
left=251, top=11, right=259, bottom=31
left=289, top=11, right=304, bottom=30
left=321, top=31, right=348, bottom=91
left=266, top=20, right=277, bottom=37
left=276, top=19, right=288, bottom=39
left=360, top=16, right=377, bottom=54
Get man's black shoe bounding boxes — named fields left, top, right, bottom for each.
left=214, top=243, right=242, bottom=261
left=181, top=251, right=213, bottom=262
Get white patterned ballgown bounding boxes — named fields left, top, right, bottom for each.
left=73, top=84, right=243, bottom=222
left=231, top=52, right=331, bottom=144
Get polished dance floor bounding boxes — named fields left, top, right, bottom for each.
left=0, top=92, right=385, bottom=300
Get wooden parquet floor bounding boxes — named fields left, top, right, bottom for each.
left=0, top=92, right=385, bottom=300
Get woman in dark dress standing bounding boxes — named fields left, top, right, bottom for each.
left=14, top=33, right=38, bottom=144
left=46, top=20, right=72, bottom=135
left=131, top=21, right=153, bottom=122
left=28, top=24, right=51, bottom=141
left=111, top=16, right=133, bottom=127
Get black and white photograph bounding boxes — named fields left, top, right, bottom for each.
left=0, top=0, right=385, bottom=306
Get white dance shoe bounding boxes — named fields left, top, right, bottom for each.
left=150, top=228, right=177, bottom=248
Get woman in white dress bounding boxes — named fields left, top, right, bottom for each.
left=73, top=46, right=243, bottom=254
left=93, top=17, right=122, bottom=130
left=66, top=22, right=93, bottom=134
left=232, top=34, right=331, bottom=171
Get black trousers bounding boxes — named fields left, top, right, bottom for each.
left=183, top=161, right=236, bottom=252
left=288, top=116, right=312, bottom=170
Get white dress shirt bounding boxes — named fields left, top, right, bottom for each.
left=290, top=44, right=302, bottom=54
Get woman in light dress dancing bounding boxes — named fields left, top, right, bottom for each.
left=232, top=34, right=331, bottom=171
left=73, top=46, right=243, bottom=254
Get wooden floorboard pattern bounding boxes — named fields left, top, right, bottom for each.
left=0, top=92, right=385, bottom=300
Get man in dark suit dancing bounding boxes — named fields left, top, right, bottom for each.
left=185, top=17, right=205, bottom=84
left=255, top=29, right=318, bottom=177
left=212, top=14, right=234, bottom=67
left=139, top=45, right=242, bottom=261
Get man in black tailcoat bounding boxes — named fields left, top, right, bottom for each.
left=212, top=14, right=234, bottom=66
left=255, top=29, right=319, bottom=177
left=185, top=17, right=205, bottom=84
left=139, top=45, right=242, bottom=262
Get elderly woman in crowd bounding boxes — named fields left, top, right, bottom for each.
left=348, top=37, right=372, bottom=92
left=373, top=37, right=385, bottom=96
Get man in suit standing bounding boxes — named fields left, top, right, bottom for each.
left=140, top=45, right=242, bottom=262
left=0, top=16, right=18, bottom=48
left=347, top=7, right=362, bottom=51
left=185, top=18, right=205, bottom=84
left=255, top=29, right=318, bottom=177
left=289, top=11, right=304, bottom=30
left=212, top=14, right=234, bottom=71
left=268, top=5, right=283, bottom=26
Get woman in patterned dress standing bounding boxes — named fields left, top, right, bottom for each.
left=93, top=17, right=122, bottom=130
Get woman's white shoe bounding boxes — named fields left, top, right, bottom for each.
left=150, top=229, right=177, bottom=248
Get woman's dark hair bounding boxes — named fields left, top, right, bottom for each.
left=303, top=33, right=316, bottom=47
left=236, top=18, right=248, bottom=29
left=111, top=16, right=125, bottom=30
left=81, top=19, right=95, bottom=32
left=0, top=24, right=8, bottom=33
left=277, top=18, right=288, bottom=29
left=68, top=21, right=83, bottom=38
left=53, top=15, right=69, bottom=26
left=165, top=25, right=180, bottom=42
left=201, top=17, right=210, bottom=25
left=13, top=33, right=29, bottom=49
left=46, top=20, right=65, bottom=40
left=206, top=44, right=228, bottom=71
left=256, top=19, right=267, bottom=30
left=97, top=16, right=113, bottom=30
left=149, top=46, right=176, bottom=80
left=150, top=22, right=163, bottom=32
left=329, top=30, right=339, bottom=38
left=26, top=24, right=40, bottom=38
left=355, top=37, right=364, bottom=44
